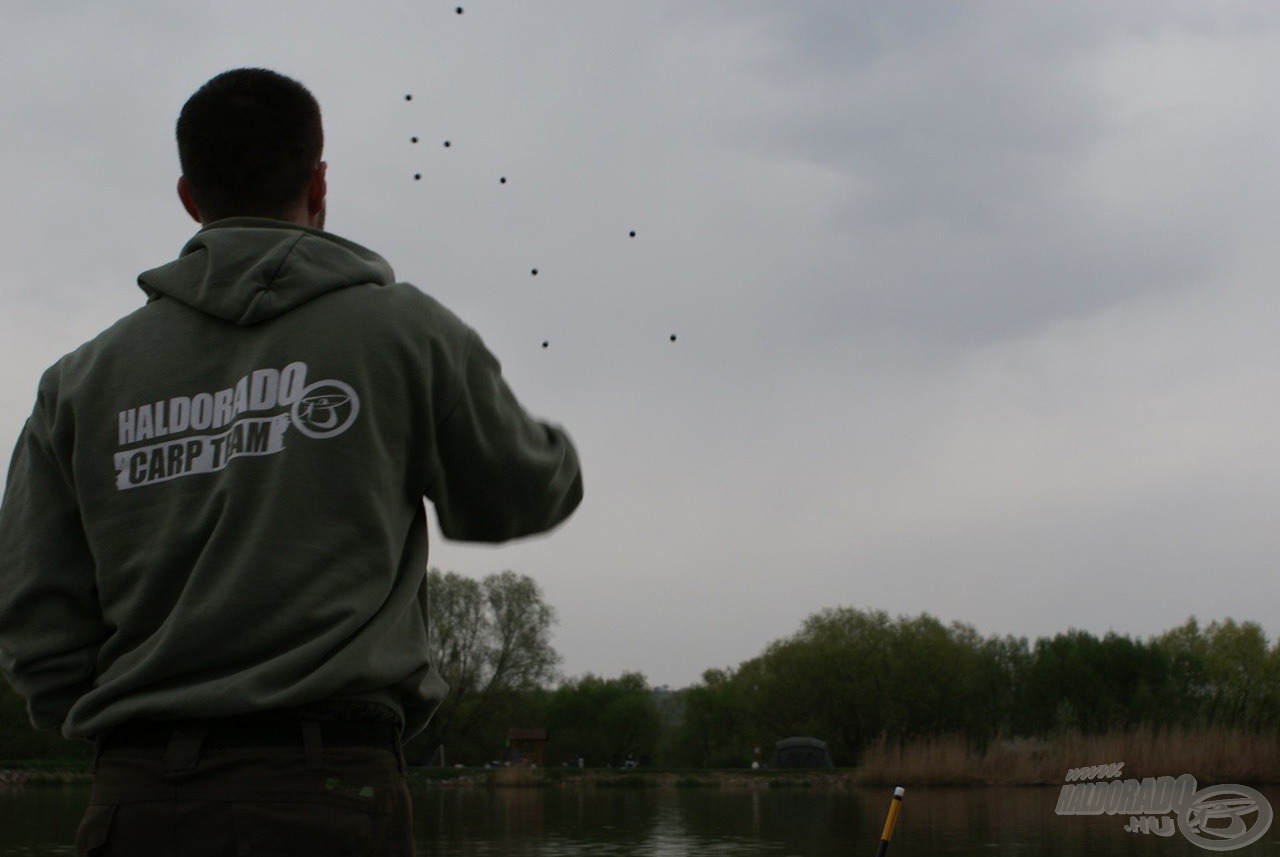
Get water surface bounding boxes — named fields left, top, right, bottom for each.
left=4, top=782, right=1280, bottom=855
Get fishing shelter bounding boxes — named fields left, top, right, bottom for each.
left=773, top=736, right=834, bottom=768
left=507, top=727, right=548, bottom=766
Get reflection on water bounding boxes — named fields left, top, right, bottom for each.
left=4, top=783, right=1280, bottom=855
left=418, top=784, right=1280, bottom=856
left=0, top=786, right=85, bottom=855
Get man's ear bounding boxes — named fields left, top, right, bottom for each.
left=177, top=177, right=203, bottom=224
left=307, top=162, right=327, bottom=227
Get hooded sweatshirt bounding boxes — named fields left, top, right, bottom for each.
left=0, top=218, right=582, bottom=742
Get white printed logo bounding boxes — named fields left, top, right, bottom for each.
left=112, top=362, right=361, bottom=490
left=291, top=380, right=360, bottom=439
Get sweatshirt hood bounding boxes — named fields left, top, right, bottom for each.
left=137, top=218, right=397, bottom=325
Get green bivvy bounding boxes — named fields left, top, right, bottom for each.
left=773, top=736, right=833, bottom=768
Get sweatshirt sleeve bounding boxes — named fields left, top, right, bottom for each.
left=428, top=332, right=583, bottom=543
left=0, top=395, right=110, bottom=733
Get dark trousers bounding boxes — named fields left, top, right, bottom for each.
left=77, top=716, right=415, bottom=856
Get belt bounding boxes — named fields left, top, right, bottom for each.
left=97, top=716, right=401, bottom=756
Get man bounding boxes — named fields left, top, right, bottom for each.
left=0, top=68, right=582, bottom=855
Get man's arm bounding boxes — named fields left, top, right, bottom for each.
left=0, top=394, right=110, bottom=733
left=428, top=332, right=583, bottom=543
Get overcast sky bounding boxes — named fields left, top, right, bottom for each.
left=4, top=2, right=1280, bottom=689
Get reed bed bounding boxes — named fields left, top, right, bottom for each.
left=855, top=726, right=1280, bottom=786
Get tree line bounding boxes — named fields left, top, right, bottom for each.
left=672, top=608, right=1280, bottom=767
left=1, top=569, right=1277, bottom=767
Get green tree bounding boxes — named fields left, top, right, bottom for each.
left=1198, top=619, right=1280, bottom=729
left=1017, top=629, right=1188, bottom=735
left=543, top=672, right=661, bottom=766
left=726, top=608, right=1016, bottom=764
left=671, top=668, right=753, bottom=767
left=413, top=568, right=559, bottom=764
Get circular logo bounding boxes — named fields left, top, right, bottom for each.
left=290, top=380, right=360, bottom=439
left=1178, top=784, right=1273, bottom=851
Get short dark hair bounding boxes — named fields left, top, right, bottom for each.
left=176, top=69, right=323, bottom=222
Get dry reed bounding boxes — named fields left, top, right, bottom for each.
left=854, top=727, right=1280, bottom=786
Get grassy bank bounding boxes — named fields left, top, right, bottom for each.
left=454, top=727, right=1280, bottom=788
left=407, top=766, right=859, bottom=790
left=5, top=726, right=1277, bottom=788
left=0, top=759, right=93, bottom=787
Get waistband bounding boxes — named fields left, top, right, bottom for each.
left=97, top=716, right=401, bottom=756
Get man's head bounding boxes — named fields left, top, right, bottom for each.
left=176, top=68, right=326, bottom=227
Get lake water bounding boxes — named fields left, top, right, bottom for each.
left=3, top=782, right=1280, bottom=855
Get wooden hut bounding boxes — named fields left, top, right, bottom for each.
left=507, top=727, right=548, bottom=767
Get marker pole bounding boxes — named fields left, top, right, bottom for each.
left=875, top=786, right=905, bottom=857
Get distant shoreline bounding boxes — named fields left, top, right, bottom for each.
left=5, top=726, right=1278, bottom=788
left=0, top=767, right=942, bottom=790
left=419, top=768, right=871, bottom=789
